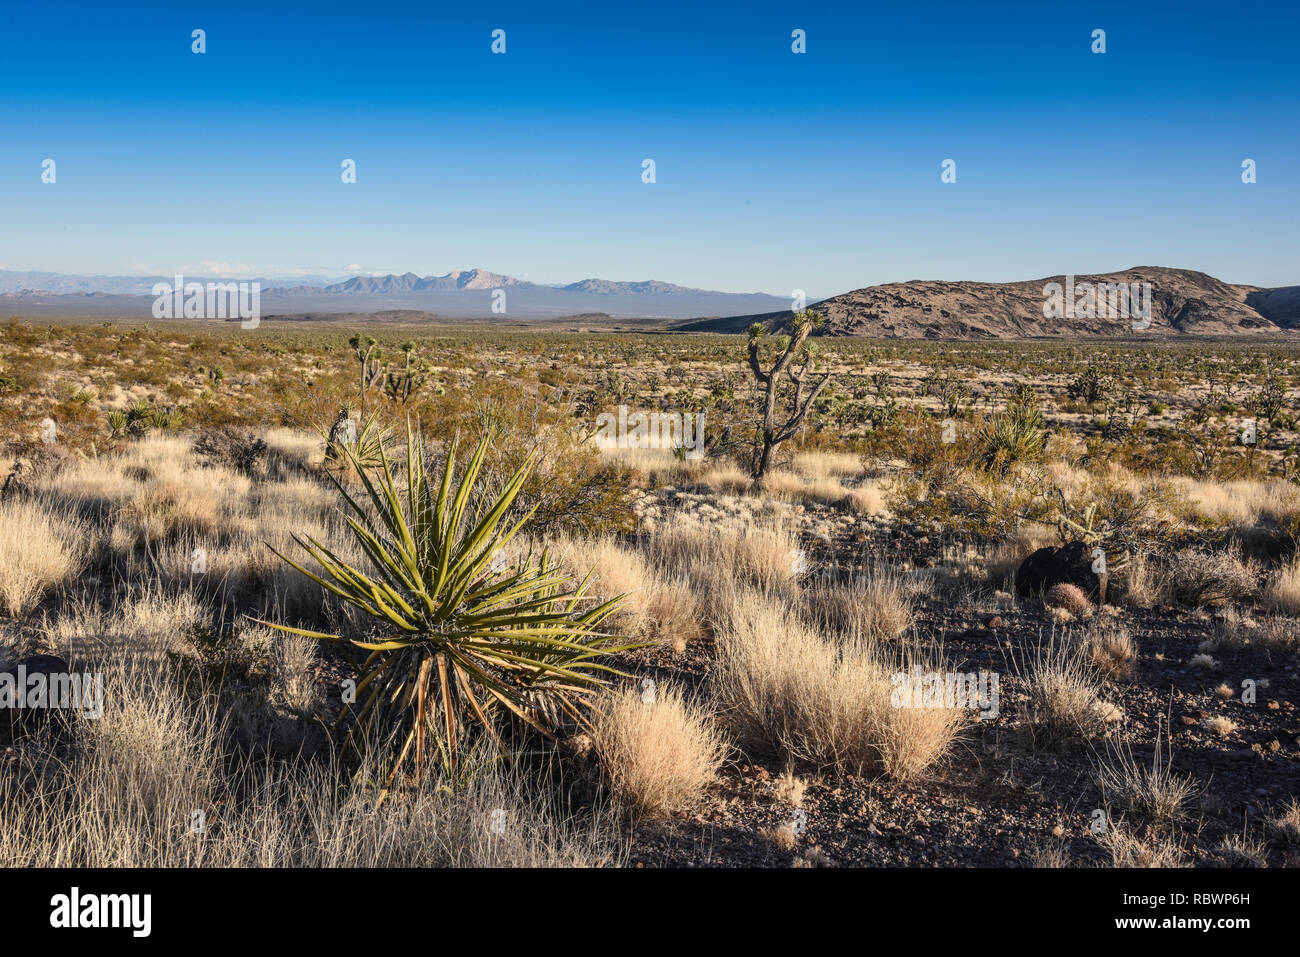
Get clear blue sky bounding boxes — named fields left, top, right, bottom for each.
left=1, top=0, right=1297, bottom=297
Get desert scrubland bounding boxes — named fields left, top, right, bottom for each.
left=1, top=317, right=1298, bottom=867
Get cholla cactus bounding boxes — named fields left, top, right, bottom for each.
left=1052, top=489, right=1129, bottom=572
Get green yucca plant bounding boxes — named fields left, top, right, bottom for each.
left=980, top=386, right=1045, bottom=473
left=260, top=422, right=635, bottom=801
left=106, top=409, right=129, bottom=438
left=149, top=407, right=182, bottom=431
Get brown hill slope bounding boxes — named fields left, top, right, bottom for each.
left=679, top=267, right=1299, bottom=338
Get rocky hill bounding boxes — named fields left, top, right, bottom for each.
left=679, top=267, right=1300, bottom=338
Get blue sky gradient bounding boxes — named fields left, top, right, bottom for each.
left=1, top=0, right=1297, bottom=297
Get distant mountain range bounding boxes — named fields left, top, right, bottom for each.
left=0, top=270, right=340, bottom=296
left=4, top=266, right=1298, bottom=335
left=0, top=268, right=790, bottom=320
left=679, top=267, right=1300, bottom=338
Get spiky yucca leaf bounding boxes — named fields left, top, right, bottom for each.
left=320, top=411, right=394, bottom=471
left=258, top=422, right=635, bottom=799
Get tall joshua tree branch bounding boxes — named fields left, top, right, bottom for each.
left=747, top=310, right=830, bottom=482
left=348, top=334, right=384, bottom=394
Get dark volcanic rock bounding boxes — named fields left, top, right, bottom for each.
left=1016, top=540, right=1108, bottom=600
left=0, top=654, right=78, bottom=745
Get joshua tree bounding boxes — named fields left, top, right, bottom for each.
left=348, top=334, right=384, bottom=393
left=746, top=310, right=830, bottom=482
left=383, top=342, right=431, bottom=404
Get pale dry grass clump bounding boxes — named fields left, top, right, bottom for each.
left=1101, top=822, right=1186, bottom=868
left=1201, top=715, right=1236, bottom=737
left=713, top=590, right=960, bottom=779
left=0, top=740, right=621, bottom=867
left=801, top=565, right=915, bottom=642
left=1119, top=550, right=1169, bottom=609
left=1086, top=618, right=1136, bottom=679
left=1210, top=833, right=1269, bottom=868
left=760, top=469, right=876, bottom=513
left=589, top=683, right=726, bottom=818
left=774, top=768, right=807, bottom=806
left=0, top=499, right=85, bottom=616
left=760, top=464, right=886, bottom=516
left=1215, top=613, right=1300, bottom=655
left=1269, top=798, right=1300, bottom=846
left=1021, top=636, right=1106, bottom=745
left=44, top=587, right=206, bottom=665
left=843, top=481, right=889, bottom=516
left=600, top=446, right=704, bottom=487
left=270, top=633, right=321, bottom=714
left=110, top=477, right=226, bottom=550
left=761, top=819, right=800, bottom=850
left=1026, top=839, right=1072, bottom=867
left=698, top=462, right=752, bottom=495
left=553, top=535, right=703, bottom=648
left=1263, top=554, right=1300, bottom=615
left=85, top=665, right=221, bottom=814
left=262, top=427, right=323, bottom=472
left=0, top=646, right=618, bottom=866
left=791, top=450, right=862, bottom=481
left=22, top=435, right=250, bottom=556
left=29, top=456, right=142, bottom=520
left=1094, top=730, right=1198, bottom=823
left=1170, top=476, right=1300, bottom=530
left=649, top=518, right=802, bottom=609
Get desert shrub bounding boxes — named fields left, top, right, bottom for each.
left=1066, top=366, right=1113, bottom=405
left=589, top=683, right=726, bottom=817
left=885, top=463, right=1047, bottom=543
left=194, top=426, right=270, bottom=478
left=1166, top=547, right=1258, bottom=607
left=876, top=408, right=975, bottom=475
left=425, top=392, right=636, bottom=537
